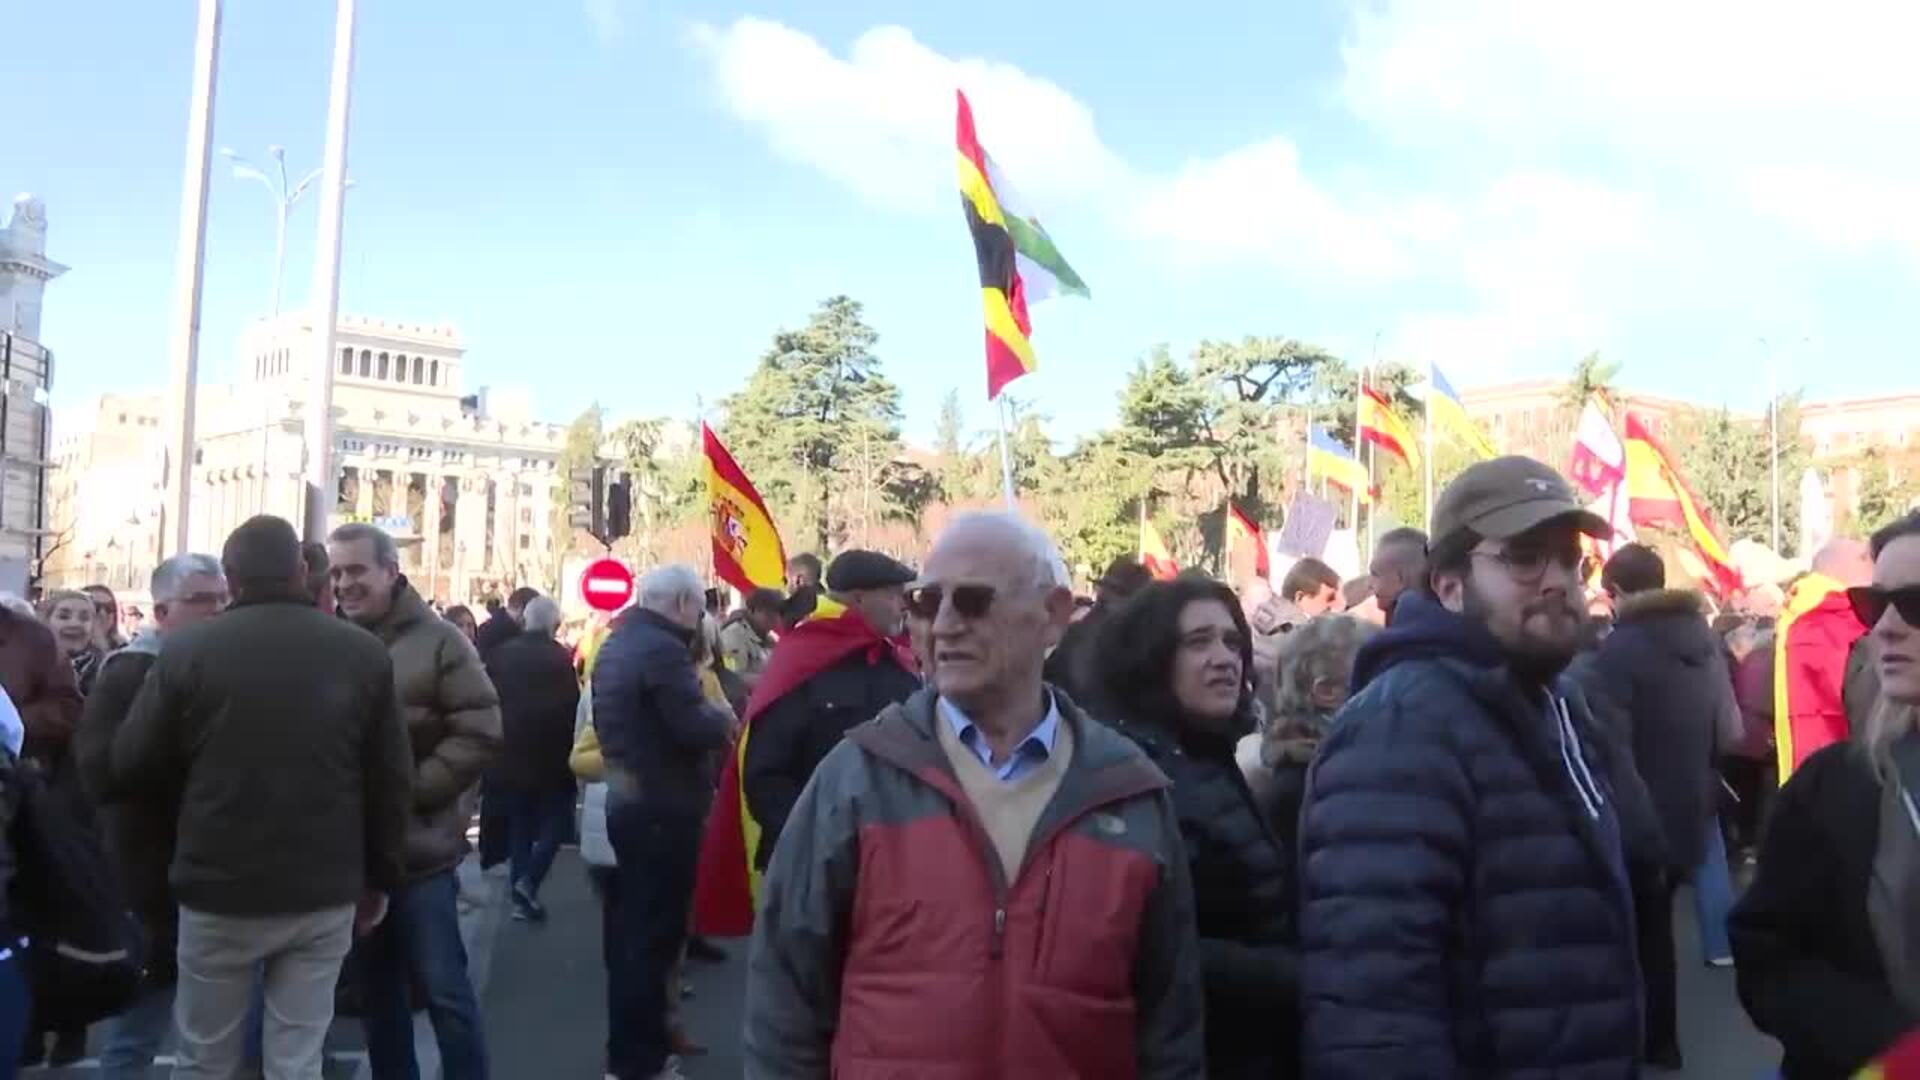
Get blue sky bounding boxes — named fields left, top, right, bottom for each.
left=11, top=1, right=1917, bottom=446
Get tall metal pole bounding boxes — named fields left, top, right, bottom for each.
left=1769, top=361, right=1780, bottom=555
left=303, top=0, right=358, bottom=541
left=1423, top=363, right=1436, bottom=532
left=995, top=394, right=1016, bottom=510
left=271, top=187, right=289, bottom=316
left=162, top=0, right=223, bottom=558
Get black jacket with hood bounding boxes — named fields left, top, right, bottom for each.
left=1579, top=588, right=1738, bottom=872
left=1118, top=708, right=1299, bottom=1079
left=1298, top=590, right=1642, bottom=1078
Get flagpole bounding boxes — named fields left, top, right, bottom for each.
left=1348, top=364, right=1365, bottom=532
left=995, top=393, right=1016, bottom=510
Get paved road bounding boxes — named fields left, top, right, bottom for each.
left=30, top=850, right=1779, bottom=1078
left=485, top=852, right=1781, bottom=1080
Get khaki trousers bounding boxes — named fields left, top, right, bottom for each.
left=172, top=903, right=355, bottom=1080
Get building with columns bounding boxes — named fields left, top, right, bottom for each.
left=45, top=314, right=569, bottom=606
left=0, top=193, right=65, bottom=595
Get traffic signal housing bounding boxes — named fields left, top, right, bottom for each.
left=568, top=463, right=608, bottom=542
left=605, top=473, right=633, bottom=542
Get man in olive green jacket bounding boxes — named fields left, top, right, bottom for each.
left=329, top=522, right=502, bottom=1080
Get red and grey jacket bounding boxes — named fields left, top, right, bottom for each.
left=742, top=687, right=1207, bottom=1080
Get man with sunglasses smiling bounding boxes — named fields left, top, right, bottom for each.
left=744, top=511, right=1204, bottom=1077
left=1299, top=456, right=1643, bottom=1077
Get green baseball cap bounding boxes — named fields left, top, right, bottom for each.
left=1432, top=456, right=1610, bottom=547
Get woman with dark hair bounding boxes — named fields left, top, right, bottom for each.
left=1731, top=511, right=1920, bottom=1077
left=1096, top=575, right=1299, bottom=1079
left=442, top=604, right=478, bottom=644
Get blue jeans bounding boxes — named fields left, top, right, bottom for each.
left=359, top=871, right=489, bottom=1080
left=0, top=936, right=28, bottom=1080
left=605, top=802, right=700, bottom=1080
left=96, top=982, right=175, bottom=1077
left=1694, top=813, right=1735, bottom=963
left=502, top=787, right=575, bottom=898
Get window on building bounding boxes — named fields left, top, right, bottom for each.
left=430, top=360, right=440, bottom=386
left=519, top=534, right=531, bottom=551
left=378, top=353, right=390, bottom=380
left=359, top=350, right=372, bottom=377
left=340, top=347, right=353, bottom=375
left=519, top=507, right=532, bottom=525
left=411, top=356, right=424, bottom=385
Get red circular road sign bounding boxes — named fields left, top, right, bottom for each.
left=579, top=558, right=635, bottom=613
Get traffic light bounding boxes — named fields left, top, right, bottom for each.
left=605, top=473, right=633, bottom=542
left=589, top=463, right=607, bottom=542
left=568, top=464, right=596, bottom=533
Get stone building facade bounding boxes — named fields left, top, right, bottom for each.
left=0, top=194, right=65, bottom=594
left=46, top=314, right=568, bottom=606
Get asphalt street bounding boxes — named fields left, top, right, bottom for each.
left=33, top=849, right=1778, bottom=1078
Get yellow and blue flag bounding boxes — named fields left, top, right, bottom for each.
left=1429, top=364, right=1498, bottom=459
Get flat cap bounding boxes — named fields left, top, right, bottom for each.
left=1432, top=456, right=1609, bottom=548
left=825, top=549, right=917, bottom=592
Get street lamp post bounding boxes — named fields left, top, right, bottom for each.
left=303, top=0, right=359, bottom=542
left=219, top=146, right=322, bottom=317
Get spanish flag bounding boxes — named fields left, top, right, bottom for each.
left=1358, top=385, right=1421, bottom=469
left=1308, top=426, right=1373, bottom=504
left=1621, top=412, right=1743, bottom=598
left=957, top=89, right=1088, bottom=399
left=704, top=423, right=787, bottom=596
left=692, top=609, right=917, bottom=936
left=1140, top=518, right=1180, bottom=580
left=1226, top=502, right=1270, bottom=578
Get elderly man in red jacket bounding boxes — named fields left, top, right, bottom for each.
left=743, top=511, right=1204, bottom=1079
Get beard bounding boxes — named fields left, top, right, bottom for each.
left=1462, top=577, right=1583, bottom=686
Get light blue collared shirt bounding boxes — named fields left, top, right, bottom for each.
left=939, top=694, right=1062, bottom=783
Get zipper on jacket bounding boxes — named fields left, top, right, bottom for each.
left=991, top=907, right=1006, bottom=957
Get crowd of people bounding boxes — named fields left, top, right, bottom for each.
left=0, top=450, right=1914, bottom=1079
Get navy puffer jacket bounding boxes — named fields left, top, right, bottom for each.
left=1298, top=591, right=1643, bottom=1079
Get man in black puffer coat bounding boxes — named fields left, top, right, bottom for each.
left=1299, top=457, right=1642, bottom=1078
left=1577, top=543, right=1741, bottom=1069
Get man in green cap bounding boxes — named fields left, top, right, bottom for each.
left=1298, top=456, right=1643, bottom=1076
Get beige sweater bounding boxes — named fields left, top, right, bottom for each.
left=935, top=711, right=1075, bottom=881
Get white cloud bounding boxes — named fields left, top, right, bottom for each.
left=583, top=0, right=626, bottom=44
left=687, top=19, right=1126, bottom=215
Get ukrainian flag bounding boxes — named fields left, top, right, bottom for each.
left=1308, top=426, right=1373, bottom=503
left=1429, top=364, right=1498, bottom=459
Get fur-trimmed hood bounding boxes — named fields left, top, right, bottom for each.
left=1613, top=587, right=1708, bottom=624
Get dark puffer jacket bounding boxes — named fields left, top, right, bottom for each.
left=1298, top=591, right=1642, bottom=1078
left=1579, top=588, right=1736, bottom=872
left=1119, top=711, right=1298, bottom=1079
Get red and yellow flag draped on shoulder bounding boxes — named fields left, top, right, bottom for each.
left=691, top=610, right=919, bottom=937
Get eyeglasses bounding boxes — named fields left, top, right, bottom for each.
left=1470, top=536, right=1583, bottom=584
left=1848, top=585, right=1920, bottom=629
left=906, top=583, right=996, bottom=622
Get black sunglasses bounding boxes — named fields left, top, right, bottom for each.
left=906, top=583, right=996, bottom=621
left=1848, top=586, right=1920, bottom=629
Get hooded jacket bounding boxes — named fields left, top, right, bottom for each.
left=1579, top=588, right=1739, bottom=872
left=743, top=687, right=1206, bottom=1079
left=360, top=580, right=503, bottom=880
left=1298, top=591, right=1642, bottom=1078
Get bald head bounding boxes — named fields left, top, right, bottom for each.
left=929, top=512, right=1069, bottom=593
left=1815, top=538, right=1874, bottom=588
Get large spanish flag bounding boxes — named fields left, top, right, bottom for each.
left=692, top=609, right=916, bottom=936
left=705, top=423, right=787, bottom=596
left=957, top=89, right=1087, bottom=399
left=1358, top=386, right=1421, bottom=469
left=1621, top=412, right=1742, bottom=597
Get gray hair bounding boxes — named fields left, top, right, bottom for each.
left=151, top=553, right=223, bottom=603
left=521, top=596, right=562, bottom=637
left=638, top=563, right=703, bottom=613
left=1272, top=615, right=1378, bottom=724
left=327, top=522, right=400, bottom=571
left=939, top=511, right=1069, bottom=590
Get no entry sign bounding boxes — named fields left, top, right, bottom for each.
left=579, top=558, right=635, bottom=613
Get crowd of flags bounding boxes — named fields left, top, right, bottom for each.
left=682, top=86, right=1754, bottom=606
